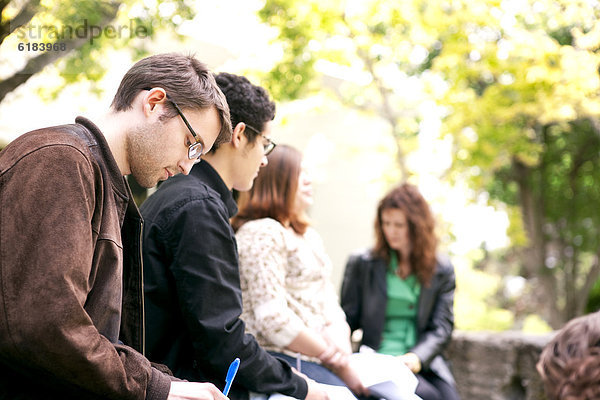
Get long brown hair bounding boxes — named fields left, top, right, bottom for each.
left=537, top=311, right=600, bottom=400
left=232, top=144, right=309, bottom=234
left=373, top=183, right=437, bottom=286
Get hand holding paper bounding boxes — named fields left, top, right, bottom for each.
left=349, top=352, right=422, bottom=400
left=397, top=352, right=422, bottom=374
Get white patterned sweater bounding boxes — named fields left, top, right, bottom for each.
left=236, top=218, right=347, bottom=361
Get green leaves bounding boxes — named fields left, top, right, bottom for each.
left=0, top=0, right=194, bottom=101
left=260, top=0, right=600, bottom=325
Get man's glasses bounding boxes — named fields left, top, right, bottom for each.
left=143, top=88, right=204, bottom=160
left=244, top=123, right=277, bottom=156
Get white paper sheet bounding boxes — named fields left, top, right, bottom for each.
left=349, top=352, right=421, bottom=400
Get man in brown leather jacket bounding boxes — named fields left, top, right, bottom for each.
left=0, top=53, right=232, bottom=400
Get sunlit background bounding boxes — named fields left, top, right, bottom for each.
left=2, top=0, right=600, bottom=333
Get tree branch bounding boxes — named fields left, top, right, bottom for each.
left=569, top=131, right=598, bottom=182
left=0, top=0, right=11, bottom=16
left=0, top=2, right=120, bottom=102
left=588, top=117, right=600, bottom=138
left=0, top=0, right=41, bottom=46
left=0, top=37, right=84, bottom=102
left=341, top=14, right=409, bottom=180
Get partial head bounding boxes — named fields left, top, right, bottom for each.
left=232, top=144, right=309, bottom=234
left=209, top=72, right=277, bottom=191
left=110, top=53, right=232, bottom=187
left=537, top=312, right=600, bottom=400
left=213, top=72, right=276, bottom=150
left=374, top=183, right=437, bottom=284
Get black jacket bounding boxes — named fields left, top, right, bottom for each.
left=140, top=161, right=308, bottom=400
left=341, top=250, right=456, bottom=386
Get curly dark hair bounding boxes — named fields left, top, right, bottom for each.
left=373, top=183, right=438, bottom=287
left=214, top=72, right=275, bottom=148
left=537, top=311, right=600, bottom=400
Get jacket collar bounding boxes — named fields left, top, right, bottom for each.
left=190, top=160, right=238, bottom=218
left=75, top=116, right=129, bottom=201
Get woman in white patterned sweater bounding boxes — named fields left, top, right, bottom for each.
left=232, top=145, right=366, bottom=399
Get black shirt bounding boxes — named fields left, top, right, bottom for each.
left=141, top=161, right=308, bottom=400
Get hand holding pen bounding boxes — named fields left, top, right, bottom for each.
left=168, top=381, right=229, bottom=399
left=165, top=358, right=240, bottom=400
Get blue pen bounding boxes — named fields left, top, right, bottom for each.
left=223, top=357, right=240, bottom=397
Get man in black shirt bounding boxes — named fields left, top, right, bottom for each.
left=141, top=73, right=328, bottom=400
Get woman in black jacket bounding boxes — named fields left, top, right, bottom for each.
left=341, top=184, right=460, bottom=400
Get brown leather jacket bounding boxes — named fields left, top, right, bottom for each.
left=0, top=117, right=171, bottom=399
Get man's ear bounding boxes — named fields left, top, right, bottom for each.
left=231, top=122, right=248, bottom=148
left=143, top=87, right=168, bottom=116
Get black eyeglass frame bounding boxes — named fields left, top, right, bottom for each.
left=142, top=88, right=205, bottom=160
left=243, top=123, right=277, bottom=156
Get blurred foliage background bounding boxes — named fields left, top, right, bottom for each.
left=256, top=0, right=600, bottom=330
left=2, top=0, right=600, bottom=331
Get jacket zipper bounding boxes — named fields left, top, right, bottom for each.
left=138, top=218, right=146, bottom=356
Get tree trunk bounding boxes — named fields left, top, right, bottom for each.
left=561, top=126, right=600, bottom=322
left=513, top=158, right=560, bottom=327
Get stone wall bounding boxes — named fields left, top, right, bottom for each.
left=446, top=331, right=555, bottom=400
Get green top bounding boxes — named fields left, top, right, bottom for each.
left=378, top=251, right=421, bottom=356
